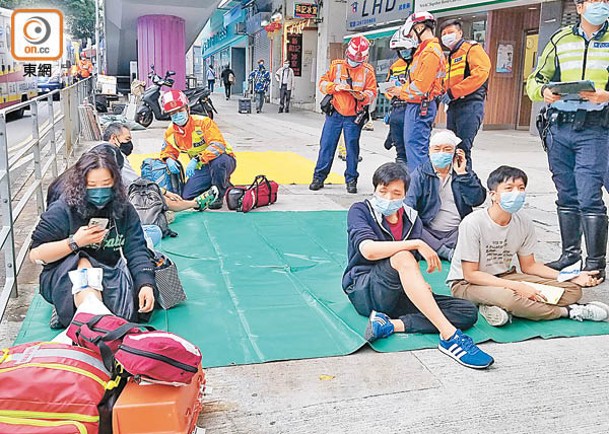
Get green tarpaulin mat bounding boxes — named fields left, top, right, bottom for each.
left=15, top=211, right=609, bottom=368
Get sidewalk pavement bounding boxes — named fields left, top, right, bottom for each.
left=3, top=96, right=609, bottom=432
left=135, top=97, right=609, bottom=433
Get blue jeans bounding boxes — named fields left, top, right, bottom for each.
left=208, top=80, right=215, bottom=92
left=403, top=101, right=438, bottom=173
left=447, top=99, right=484, bottom=169
left=255, top=91, right=265, bottom=112
left=313, top=111, right=362, bottom=183
left=142, top=224, right=162, bottom=248
left=389, top=105, right=406, bottom=163
left=182, top=153, right=237, bottom=200
left=547, top=122, right=609, bottom=214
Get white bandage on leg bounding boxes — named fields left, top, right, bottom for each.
left=86, top=268, right=104, bottom=291
left=68, top=268, right=104, bottom=295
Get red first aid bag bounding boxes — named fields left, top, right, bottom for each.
left=115, top=331, right=202, bottom=385
left=226, top=175, right=278, bottom=212
left=0, top=342, right=121, bottom=434
left=67, top=313, right=153, bottom=370
left=0, top=416, right=88, bottom=434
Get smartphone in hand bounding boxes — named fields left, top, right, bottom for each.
left=88, top=217, right=109, bottom=250
left=88, top=217, right=109, bottom=230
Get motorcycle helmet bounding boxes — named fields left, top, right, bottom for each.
left=345, top=35, right=370, bottom=63
left=161, top=89, right=189, bottom=113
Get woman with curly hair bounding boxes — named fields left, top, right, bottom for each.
left=30, top=148, right=156, bottom=328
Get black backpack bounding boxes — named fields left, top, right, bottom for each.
left=128, top=178, right=177, bottom=238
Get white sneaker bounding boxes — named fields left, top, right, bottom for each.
left=479, top=305, right=511, bottom=327
left=569, top=303, right=609, bottom=322
left=586, top=301, right=609, bottom=317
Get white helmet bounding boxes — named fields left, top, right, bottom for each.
left=390, top=29, right=416, bottom=50
left=400, top=11, right=436, bottom=38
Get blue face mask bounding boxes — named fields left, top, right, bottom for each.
left=371, top=194, right=404, bottom=216
left=170, top=111, right=188, bottom=126
left=398, top=48, right=413, bottom=60
left=258, top=63, right=265, bottom=70
left=499, top=191, right=526, bottom=214
left=87, top=187, right=114, bottom=209
left=346, top=58, right=362, bottom=68
left=430, top=152, right=454, bottom=169
left=583, top=2, right=609, bottom=26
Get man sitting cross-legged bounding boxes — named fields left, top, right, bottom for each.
left=449, top=165, right=609, bottom=326
left=343, top=162, right=494, bottom=369
left=405, top=130, right=486, bottom=261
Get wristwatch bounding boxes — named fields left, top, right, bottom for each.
left=68, top=235, right=80, bottom=253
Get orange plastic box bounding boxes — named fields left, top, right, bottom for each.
left=112, top=366, right=205, bottom=434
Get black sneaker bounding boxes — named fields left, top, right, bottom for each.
left=279, top=108, right=283, bottom=113
left=346, top=181, right=357, bottom=194
left=309, top=179, right=324, bottom=191
left=208, top=197, right=224, bottom=210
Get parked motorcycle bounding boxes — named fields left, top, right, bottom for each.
left=191, top=88, right=217, bottom=120
left=135, top=65, right=217, bottom=127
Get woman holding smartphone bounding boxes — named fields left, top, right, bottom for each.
left=30, top=149, right=156, bottom=328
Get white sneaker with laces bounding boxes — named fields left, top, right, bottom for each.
left=569, top=303, right=609, bottom=322
left=479, top=305, right=511, bottom=327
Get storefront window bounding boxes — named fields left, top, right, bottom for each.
left=368, top=36, right=398, bottom=80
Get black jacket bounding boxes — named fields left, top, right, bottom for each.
left=220, top=68, right=235, bottom=85
left=31, top=198, right=156, bottom=291
left=405, top=160, right=486, bottom=227
left=343, top=200, right=422, bottom=290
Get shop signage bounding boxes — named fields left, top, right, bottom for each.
left=415, top=0, right=511, bottom=13
left=224, top=5, right=243, bottom=27
left=347, top=0, right=413, bottom=31
left=286, top=33, right=302, bottom=77
left=294, top=3, right=318, bottom=18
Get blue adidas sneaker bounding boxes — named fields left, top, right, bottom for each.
left=364, top=311, right=394, bottom=342
left=438, top=329, right=494, bottom=369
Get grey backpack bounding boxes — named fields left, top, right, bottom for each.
left=128, top=178, right=177, bottom=238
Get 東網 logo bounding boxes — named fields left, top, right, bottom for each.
left=11, top=9, right=63, bottom=61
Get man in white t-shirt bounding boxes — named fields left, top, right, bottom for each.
left=448, top=165, right=609, bottom=326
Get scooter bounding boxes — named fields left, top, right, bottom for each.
left=190, top=88, right=217, bottom=120
left=135, top=66, right=215, bottom=127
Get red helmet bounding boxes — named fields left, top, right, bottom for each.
left=345, top=35, right=370, bottom=63
left=161, top=90, right=188, bottom=113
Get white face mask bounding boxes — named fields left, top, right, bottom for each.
left=441, top=33, right=459, bottom=49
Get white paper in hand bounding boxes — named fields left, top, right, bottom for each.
left=557, top=260, right=582, bottom=283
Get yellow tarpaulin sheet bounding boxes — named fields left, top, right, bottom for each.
left=127, top=151, right=344, bottom=185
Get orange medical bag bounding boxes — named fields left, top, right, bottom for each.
left=112, top=365, right=205, bottom=434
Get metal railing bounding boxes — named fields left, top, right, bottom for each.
left=0, top=78, right=94, bottom=321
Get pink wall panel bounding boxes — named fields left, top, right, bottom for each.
left=137, top=15, right=186, bottom=90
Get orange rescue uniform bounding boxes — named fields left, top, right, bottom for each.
left=398, top=38, right=445, bottom=103
left=161, top=115, right=234, bottom=165
left=444, top=40, right=490, bottom=101
left=318, top=60, right=377, bottom=116
left=78, top=59, right=93, bottom=78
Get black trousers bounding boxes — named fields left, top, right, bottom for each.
left=279, top=84, right=291, bottom=112
left=345, top=258, right=478, bottom=333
